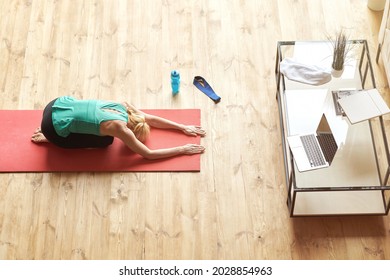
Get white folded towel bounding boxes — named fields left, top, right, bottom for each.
left=280, top=58, right=331, bottom=86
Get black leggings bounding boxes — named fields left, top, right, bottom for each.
left=40, top=98, right=114, bottom=149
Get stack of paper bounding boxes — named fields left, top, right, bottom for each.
left=337, top=89, right=390, bottom=124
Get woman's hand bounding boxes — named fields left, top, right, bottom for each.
left=182, top=125, right=206, bottom=137
left=181, top=144, right=205, bottom=154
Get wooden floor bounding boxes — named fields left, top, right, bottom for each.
left=1, top=0, right=390, bottom=260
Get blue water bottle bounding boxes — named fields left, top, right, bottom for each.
left=171, top=70, right=180, bottom=95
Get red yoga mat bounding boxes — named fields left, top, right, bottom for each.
left=0, top=109, right=201, bottom=172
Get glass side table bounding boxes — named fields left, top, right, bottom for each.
left=275, top=40, right=390, bottom=216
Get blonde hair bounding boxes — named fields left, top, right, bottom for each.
left=126, top=109, right=150, bottom=142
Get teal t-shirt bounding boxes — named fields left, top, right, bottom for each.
left=52, top=96, right=128, bottom=137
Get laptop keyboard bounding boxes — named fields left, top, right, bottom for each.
left=300, top=134, right=326, bottom=167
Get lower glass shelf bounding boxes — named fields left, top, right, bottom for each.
left=292, top=190, right=387, bottom=216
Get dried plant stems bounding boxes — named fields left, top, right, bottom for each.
left=331, top=31, right=348, bottom=70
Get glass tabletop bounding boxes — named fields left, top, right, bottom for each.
left=275, top=40, right=390, bottom=216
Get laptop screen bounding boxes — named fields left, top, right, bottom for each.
left=316, top=114, right=332, bottom=134
left=316, top=114, right=338, bottom=164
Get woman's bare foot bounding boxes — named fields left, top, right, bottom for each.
left=31, top=128, right=49, bottom=143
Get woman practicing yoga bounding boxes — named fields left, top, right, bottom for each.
left=31, top=96, right=206, bottom=159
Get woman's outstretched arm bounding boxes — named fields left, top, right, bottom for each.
left=123, top=102, right=206, bottom=137
left=103, top=121, right=205, bottom=160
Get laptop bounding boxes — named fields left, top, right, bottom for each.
left=287, top=113, right=339, bottom=172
